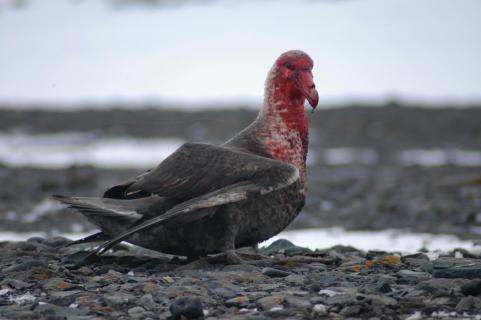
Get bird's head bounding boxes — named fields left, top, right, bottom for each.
left=273, top=50, right=319, bottom=110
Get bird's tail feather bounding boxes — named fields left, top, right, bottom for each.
left=66, top=231, right=111, bottom=247
left=52, top=195, right=160, bottom=233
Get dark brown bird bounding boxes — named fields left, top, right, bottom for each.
left=54, top=50, right=318, bottom=263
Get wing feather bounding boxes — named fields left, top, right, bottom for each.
left=86, top=156, right=299, bottom=259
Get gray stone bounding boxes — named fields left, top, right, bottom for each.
left=103, top=292, right=136, bottom=305
left=1, top=279, right=32, bottom=290
left=397, top=270, right=432, bottom=283
left=262, top=267, right=290, bottom=278
left=169, top=296, right=204, bottom=320
left=260, top=239, right=296, bottom=254
left=34, top=303, right=92, bottom=318
left=433, top=266, right=481, bottom=279
left=365, top=294, right=398, bottom=307
left=256, top=295, right=285, bottom=310
left=325, top=293, right=357, bottom=306
left=340, top=305, right=362, bottom=316
left=456, top=296, right=481, bottom=311
left=433, top=258, right=455, bottom=269
left=284, top=274, right=305, bottom=286
left=417, top=278, right=468, bottom=294
left=49, top=290, right=83, bottom=299
left=128, top=306, right=148, bottom=319
left=256, top=283, right=282, bottom=291
left=222, top=264, right=261, bottom=273
left=425, top=297, right=452, bottom=306
left=284, top=295, right=311, bottom=308
left=461, top=279, right=481, bottom=296
left=245, top=291, right=269, bottom=300
left=260, top=239, right=311, bottom=256
left=139, top=294, right=159, bottom=310
left=307, top=263, right=328, bottom=272
left=402, top=254, right=434, bottom=272
left=369, top=279, right=392, bottom=293
left=2, top=260, right=48, bottom=273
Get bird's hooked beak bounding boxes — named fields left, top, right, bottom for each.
left=291, top=71, right=319, bottom=110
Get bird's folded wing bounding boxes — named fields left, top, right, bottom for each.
left=122, top=142, right=296, bottom=200
left=87, top=150, right=300, bottom=257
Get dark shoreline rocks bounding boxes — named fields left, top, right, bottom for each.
left=1, top=237, right=481, bottom=319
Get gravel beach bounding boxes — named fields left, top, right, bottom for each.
left=1, top=237, right=481, bottom=319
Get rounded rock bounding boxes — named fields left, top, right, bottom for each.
left=169, top=296, right=204, bottom=319
left=262, top=267, right=291, bottom=278
left=460, top=279, right=481, bottom=296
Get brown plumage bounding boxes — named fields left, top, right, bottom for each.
left=54, top=50, right=318, bottom=263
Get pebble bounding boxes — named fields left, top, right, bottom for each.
left=260, top=239, right=312, bottom=256
left=103, top=292, right=136, bottom=305
left=169, top=296, right=204, bottom=320
left=397, top=270, right=432, bottom=283
left=261, top=267, right=291, bottom=278
left=284, top=274, right=305, bottom=286
left=257, top=295, right=285, bottom=310
left=312, top=303, right=328, bottom=316
left=456, top=296, right=481, bottom=311
left=369, top=279, right=392, bottom=293
left=225, top=296, right=249, bottom=307
left=284, top=295, right=312, bottom=308
left=2, top=260, right=48, bottom=273
left=138, top=294, right=158, bottom=310
left=325, top=293, right=357, bottom=306
left=461, top=279, right=481, bottom=296
left=1, top=279, right=32, bottom=290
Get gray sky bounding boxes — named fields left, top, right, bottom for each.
left=1, top=0, right=481, bottom=107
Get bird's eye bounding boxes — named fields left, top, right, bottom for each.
left=284, top=62, right=295, bottom=70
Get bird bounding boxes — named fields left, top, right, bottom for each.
left=54, top=50, right=318, bottom=263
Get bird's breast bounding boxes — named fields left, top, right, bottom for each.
left=263, top=124, right=307, bottom=176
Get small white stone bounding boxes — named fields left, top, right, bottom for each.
left=9, top=293, right=36, bottom=305
left=0, top=289, right=11, bottom=296
left=313, top=304, right=327, bottom=314
left=318, top=289, right=339, bottom=297
left=269, top=306, right=284, bottom=311
left=127, top=270, right=135, bottom=276
left=69, top=303, right=79, bottom=309
left=405, top=311, right=422, bottom=320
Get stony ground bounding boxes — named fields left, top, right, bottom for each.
left=1, top=237, right=481, bottom=319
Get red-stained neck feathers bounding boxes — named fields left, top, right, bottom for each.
left=257, top=50, right=317, bottom=175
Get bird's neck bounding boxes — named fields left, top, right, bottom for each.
left=257, top=72, right=309, bottom=174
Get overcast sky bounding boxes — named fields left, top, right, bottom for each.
left=1, top=0, right=480, bottom=107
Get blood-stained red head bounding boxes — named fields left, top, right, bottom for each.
left=274, top=50, right=318, bottom=109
